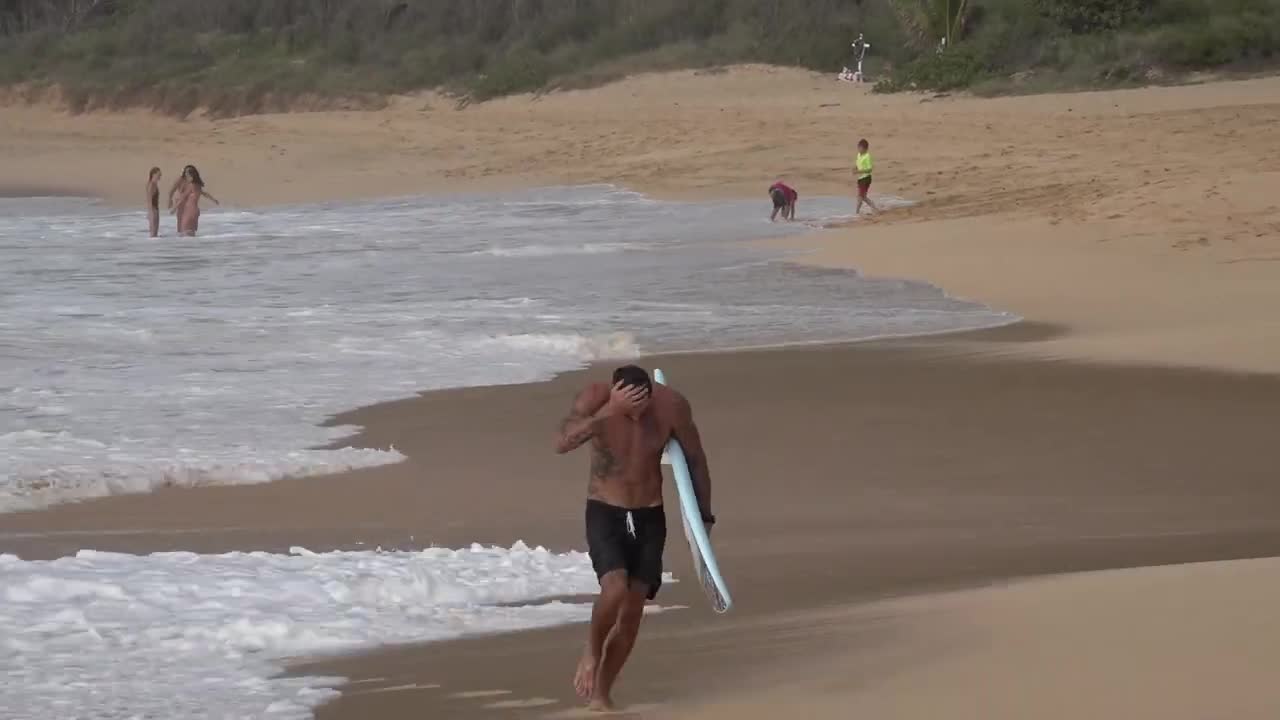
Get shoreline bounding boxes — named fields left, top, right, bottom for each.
left=0, top=321, right=1049, bottom=555
left=291, top=330, right=1280, bottom=719
left=0, top=181, right=1019, bottom=518
left=8, top=324, right=1280, bottom=718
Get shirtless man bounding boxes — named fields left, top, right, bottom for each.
left=146, top=167, right=162, bottom=237
left=554, top=364, right=714, bottom=712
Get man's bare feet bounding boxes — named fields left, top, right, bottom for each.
left=574, top=652, right=598, bottom=699
left=587, top=695, right=616, bottom=712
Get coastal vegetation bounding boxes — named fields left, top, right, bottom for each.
left=0, top=0, right=1277, bottom=115
left=876, top=0, right=1280, bottom=93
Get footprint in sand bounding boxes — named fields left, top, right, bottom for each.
left=350, top=682, right=441, bottom=696
left=450, top=689, right=513, bottom=699
left=484, top=697, right=559, bottom=709
left=546, top=702, right=665, bottom=718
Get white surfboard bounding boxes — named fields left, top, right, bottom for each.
left=653, top=368, right=732, bottom=613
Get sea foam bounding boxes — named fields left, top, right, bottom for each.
left=0, top=542, right=668, bottom=719
left=0, top=187, right=1012, bottom=511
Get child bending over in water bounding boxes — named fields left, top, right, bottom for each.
left=768, top=180, right=798, bottom=222
left=172, top=165, right=219, bottom=237
left=146, top=167, right=162, bottom=237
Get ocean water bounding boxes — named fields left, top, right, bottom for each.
left=0, top=185, right=1012, bottom=513
left=0, top=542, right=674, bottom=719
left=0, top=185, right=1014, bottom=718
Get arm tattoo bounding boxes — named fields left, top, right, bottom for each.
left=555, top=385, right=610, bottom=455
left=558, top=410, right=596, bottom=450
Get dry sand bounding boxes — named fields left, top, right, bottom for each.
left=4, top=67, right=1280, bottom=717
left=666, top=556, right=1280, bottom=720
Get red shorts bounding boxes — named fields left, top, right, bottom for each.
left=857, top=176, right=872, bottom=197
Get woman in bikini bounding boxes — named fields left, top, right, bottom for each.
left=172, top=165, right=220, bottom=237
left=167, top=164, right=193, bottom=234
left=146, top=167, right=162, bottom=237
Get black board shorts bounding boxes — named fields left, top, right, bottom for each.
left=585, top=499, right=667, bottom=600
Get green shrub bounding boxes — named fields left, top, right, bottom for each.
left=466, top=49, right=556, bottom=100
left=1149, top=11, right=1280, bottom=66
left=1037, top=0, right=1154, bottom=33
left=1, top=0, right=1279, bottom=112
left=0, top=0, right=912, bottom=112
left=874, top=45, right=989, bottom=92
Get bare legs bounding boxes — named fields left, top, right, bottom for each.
left=856, top=191, right=880, bottom=215
left=178, top=207, right=199, bottom=237
left=574, top=571, right=626, bottom=701
left=591, top=583, right=646, bottom=710
left=574, top=570, right=650, bottom=712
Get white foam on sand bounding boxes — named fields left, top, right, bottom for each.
left=0, top=542, right=664, bottom=720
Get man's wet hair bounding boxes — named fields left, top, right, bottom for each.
left=612, top=364, right=652, bottom=396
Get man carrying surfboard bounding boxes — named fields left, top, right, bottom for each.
left=554, top=364, right=715, bottom=712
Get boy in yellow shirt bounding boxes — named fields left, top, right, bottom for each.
left=854, top=139, right=881, bottom=215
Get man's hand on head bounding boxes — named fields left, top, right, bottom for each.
left=606, top=381, right=650, bottom=417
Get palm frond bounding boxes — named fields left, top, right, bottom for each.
left=888, top=0, right=932, bottom=49
left=888, top=0, right=973, bottom=50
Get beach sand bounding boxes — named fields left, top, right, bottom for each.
left=664, top=556, right=1280, bottom=720
left=3, top=67, right=1280, bottom=717
left=7, top=326, right=1280, bottom=717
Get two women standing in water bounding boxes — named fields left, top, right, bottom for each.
left=152, top=164, right=219, bottom=237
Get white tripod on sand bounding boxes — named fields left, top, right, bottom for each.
left=838, top=34, right=871, bottom=83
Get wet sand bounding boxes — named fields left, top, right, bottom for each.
left=7, top=323, right=1280, bottom=716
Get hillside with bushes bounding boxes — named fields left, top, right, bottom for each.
left=0, top=0, right=1277, bottom=115
left=877, top=0, right=1280, bottom=93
